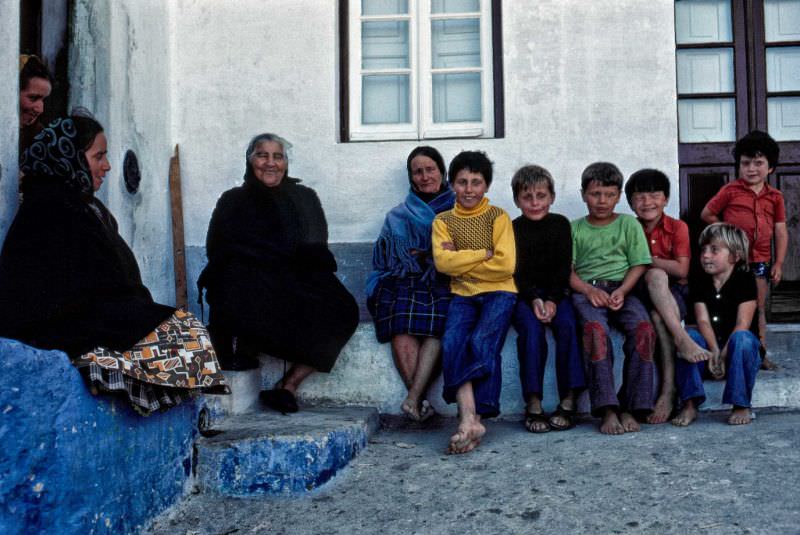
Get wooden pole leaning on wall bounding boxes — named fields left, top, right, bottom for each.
left=169, top=145, right=188, bottom=310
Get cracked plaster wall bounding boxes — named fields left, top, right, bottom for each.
left=0, top=0, right=20, bottom=245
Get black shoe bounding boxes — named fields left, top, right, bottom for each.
left=260, top=388, right=299, bottom=414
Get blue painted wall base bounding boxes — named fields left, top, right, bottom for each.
left=0, top=338, right=200, bottom=534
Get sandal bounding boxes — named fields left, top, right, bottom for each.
left=259, top=388, right=299, bottom=414
left=524, top=411, right=551, bottom=433
left=548, top=405, right=576, bottom=431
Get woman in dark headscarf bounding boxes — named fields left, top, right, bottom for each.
left=198, top=133, right=359, bottom=413
left=0, top=115, right=228, bottom=414
left=366, top=146, right=455, bottom=420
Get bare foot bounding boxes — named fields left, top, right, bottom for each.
left=419, top=400, right=435, bottom=422
left=675, top=336, right=711, bottom=363
left=599, top=410, right=625, bottom=435
left=646, top=394, right=674, bottom=424
left=728, top=407, right=752, bottom=425
left=401, top=397, right=421, bottom=421
left=448, top=418, right=486, bottom=454
left=671, top=403, right=697, bottom=427
left=619, top=412, right=640, bottom=432
left=761, top=356, right=778, bottom=371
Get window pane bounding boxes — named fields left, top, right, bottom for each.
left=362, top=21, right=410, bottom=69
left=362, top=75, right=410, bottom=124
left=431, top=19, right=480, bottom=69
left=678, top=98, right=736, bottom=142
left=675, top=0, right=732, bottom=44
left=766, top=47, right=800, bottom=92
left=768, top=97, right=800, bottom=140
left=676, top=48, right=734, bottom=93
left=432, top=73, right=481, bottom=123
left=362, top=0, right=408, bottom=16
left=764, top=0, right=800, bottom=42
left=431, top=0, right=480, bottom=14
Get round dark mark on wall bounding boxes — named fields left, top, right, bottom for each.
left=123, top=149, right=141, bottom=194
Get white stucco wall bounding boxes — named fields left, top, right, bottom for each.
left=70, top=0, right=174, bottom=304
left=0, top=0, right=20, bottom=245
left=170, top=0, right=679, bottom=249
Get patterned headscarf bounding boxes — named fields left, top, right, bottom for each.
left=20, top=117, right=93, bottom=195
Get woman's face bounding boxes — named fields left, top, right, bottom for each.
left=410, top=155, right=442, bottom=193
left=251, top=140, right=287, bottom=187
left=85, top=132, right=111, bottom=192
left=19, top=77, right=52, bottom=127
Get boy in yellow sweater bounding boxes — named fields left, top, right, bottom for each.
left=433, top=151, right=517, bottom=454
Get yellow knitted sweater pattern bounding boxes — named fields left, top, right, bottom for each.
left=432, top=197, right=517, bottom=297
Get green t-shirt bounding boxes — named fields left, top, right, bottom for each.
left=571, top=214, right=651, bottom=282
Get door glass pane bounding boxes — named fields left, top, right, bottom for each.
left=675, top=0, right=732, bottom=44
left=768, top=97, right=800, bottom=140
left=676, top=48, right=734, bottom=93
left=362, top=21, right=410, bottom=69
left=363, top=75, right=410, bottom=124
left=431, top=0, right=480, bottom=14
left=764, top=0, right=800, bottom=42
left=678, top=98, right=736, bottom=142
left=766, top=47, right=800, bottom=91
left=432, top=73, right=481, bottom=123
left=431, top=19, right=480, bottom=68
left=362, top=0, right=408, bottom=16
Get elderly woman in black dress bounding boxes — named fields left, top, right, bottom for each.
left=0, top=115, right=228, bottom=414
left=199, top=133, right=359, bottom=413
left=366, top=147, right=455, bottom=420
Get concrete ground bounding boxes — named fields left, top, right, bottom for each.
left=146, top=409, right=800, bottom=535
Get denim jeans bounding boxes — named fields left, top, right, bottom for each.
left=675, top=328, right=761, bottom=408
left=441, top=291, right=517, bottom=417
left=572, top=282, right=656, bottom=416
left=512, top=297, right=585, bottom=402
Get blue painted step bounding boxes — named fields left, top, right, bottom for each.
left=194, top=406, right=379, bottom=496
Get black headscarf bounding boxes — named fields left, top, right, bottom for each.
left=20, top=117, right=94, bottom=196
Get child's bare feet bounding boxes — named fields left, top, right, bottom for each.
left=675, top=336, right=711, bottom=363
left=728, top=406, right=752, bottom=425
left=760, top=356, right=778, bottom=370
left=599, top=409, right=625, bottom=435
left=619, top=412, right=640, bottom=432
left=419, top=399, right=435, bottom=421
left=647, top=393, right=674, bottom=424
left=671, top=401, right=697, bottom=426
left=401, top=397, right=421, bottom=421
left=448, top=416, right=485, bottom=454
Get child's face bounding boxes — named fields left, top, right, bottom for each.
left=582, top=181, right=620, bottom=222
left=739, top=154, right=773, bottom=188
left=700, top=239, right=738, bottom=276
left=453, top=169, right=488, bottom=209
left=516, top=183, right=554, bottom=221
left=630, top=191, right=668, bottom=225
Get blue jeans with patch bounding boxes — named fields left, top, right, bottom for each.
left=441, top=291, right=517, bottom=418
left=512, top=297, right=585, bottom=402
left=675, top=328, right=761, bottom=408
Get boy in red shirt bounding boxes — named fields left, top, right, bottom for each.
left=701, top=130, right=787, bottom=369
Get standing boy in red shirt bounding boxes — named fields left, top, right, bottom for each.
left=701, top=130, right=787, bottom=370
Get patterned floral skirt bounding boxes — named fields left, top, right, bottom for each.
left=72, top=310, right=229, bottom=415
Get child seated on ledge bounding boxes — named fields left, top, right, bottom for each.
left=433, top=150, right=517, bottom=454
left=672, top=223, right=762, bottom=427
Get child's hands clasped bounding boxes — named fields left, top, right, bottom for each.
left=608, top=288, right=626, bottom=311
left=708, top=346, right=726, bottom=380
left=585, top=286, right=611, bottom=308
left=532, top=299, right=556, bottom=323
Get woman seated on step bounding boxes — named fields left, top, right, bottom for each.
left=198, top=133, right=359, bottom=414
left=0, top=113, right=229, bottom=414
left=366, top=146, right=455, bottom=421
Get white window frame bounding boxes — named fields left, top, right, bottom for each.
left=347, top=0, right=495, bottom=141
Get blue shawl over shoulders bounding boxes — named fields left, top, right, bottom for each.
left=365, top=187, right=455, bottom=297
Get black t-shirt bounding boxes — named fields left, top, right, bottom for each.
left=512, top=213, right=572, bottom=303
left=689, top=266, right=759, bottom=346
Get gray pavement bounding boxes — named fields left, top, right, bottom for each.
left=146, top=409, right=800, bottom=535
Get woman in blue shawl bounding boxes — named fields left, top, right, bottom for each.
left=366, top=147, right=455, bottom=420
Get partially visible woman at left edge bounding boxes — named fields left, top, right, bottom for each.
left=0, top=115, right=228, bottom=414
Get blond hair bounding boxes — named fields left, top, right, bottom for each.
left=699, top=222, right=749, bottom=265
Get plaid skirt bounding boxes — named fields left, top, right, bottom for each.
left=368, top=275, right=452, bottom=343
left=73, top=310, right=229, bottom=415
